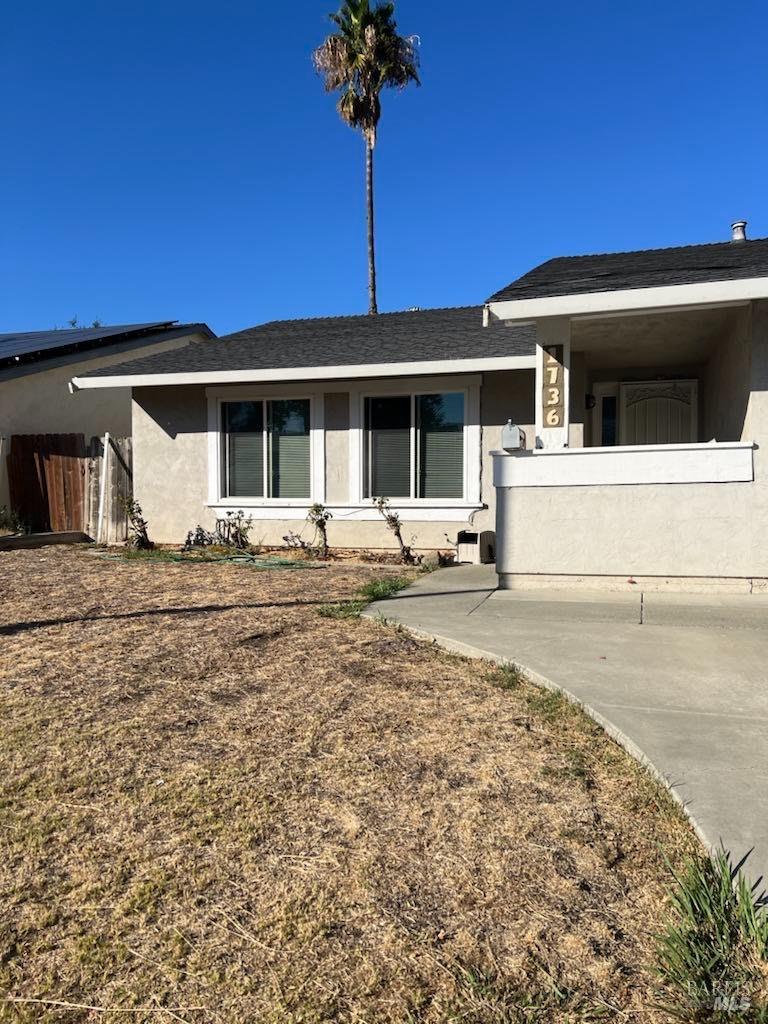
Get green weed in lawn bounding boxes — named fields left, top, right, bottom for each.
left=487, top=662, right=525, bottom=690
left=318, top=599, right=366, bottom=619
left=445, top=962, right=609, bottom=1022
left=318, top=574, right=411, bottom=619
left=356, top=575, right=412, bottom=602
left=525, top=687, right=574, bottom=724
left=656, top=848, right=768, bottom=1020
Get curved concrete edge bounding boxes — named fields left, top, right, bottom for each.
left=363, top=611, right=713, bottom=858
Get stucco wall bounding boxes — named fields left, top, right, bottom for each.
left=495, top=300, right=768, bottom=584
left=0, top=331, right=206, bottom=508
left=496, top=477, right=762, bottom=578
left=132, top=370, right=535, bottom=548
left=703, top=305, right=752, bottom=442
left=324, top=392, right=350, bottom=504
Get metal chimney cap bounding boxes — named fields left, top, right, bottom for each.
left=731, top=220, right=748, bottom=242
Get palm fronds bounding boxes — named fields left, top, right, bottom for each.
left=314, top=0, right=419, bottom=145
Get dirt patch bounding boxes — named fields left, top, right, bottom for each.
left=0, top=547, right=697, bottom=1022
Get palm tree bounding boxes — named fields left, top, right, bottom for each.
left=313, top=1, right=419, bottom=315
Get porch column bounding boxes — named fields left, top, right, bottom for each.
left=535, top=317, right=571, bottom=449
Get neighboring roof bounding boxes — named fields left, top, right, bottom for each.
left=487, top=237, right=768, bottom=304
left=0, top=321, right=214, bottom=370
left=75, top=306, right=536, bottom=385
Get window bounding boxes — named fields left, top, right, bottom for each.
left=600, top=396, right=617, bottom=446
left=222, top=399, right=310, bottom=499
left=363, top=392, right=465, bottom=499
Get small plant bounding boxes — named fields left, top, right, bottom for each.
left=374, top=497, right=422, bottom=566
left=123, top=499, right=153, bottom=550
left=656, top=848, right=768, bottom=1020
left=283, top=530, right=310, bottom=551
left=183, top=512, right=253, bottom=551
left=307, top=502, right=333, bottom=559
left=216, top=510, right=252, bottom=549
left=182, top=525, right=217, bottom=551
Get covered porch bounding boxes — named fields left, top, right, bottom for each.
left=488, top=297, right=768, bottom=591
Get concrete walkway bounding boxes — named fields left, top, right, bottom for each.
left=366, top=565, right=768, bottom=883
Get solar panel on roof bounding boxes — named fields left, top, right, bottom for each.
left=0, top=323, right=175, bottom=363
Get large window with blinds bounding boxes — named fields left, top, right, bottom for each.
left=363, top=391, right=465, bottom=499
left=222, top=399, right=311, bottom=499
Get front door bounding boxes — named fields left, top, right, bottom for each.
left=592, top=379, right=698, bottom=446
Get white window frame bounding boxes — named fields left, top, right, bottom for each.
left=207, top=385, right=324, bottom=507
left=348, top=375, right=481, bottom=507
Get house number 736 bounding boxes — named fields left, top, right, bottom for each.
left=542, top=346, right=564, bottom=428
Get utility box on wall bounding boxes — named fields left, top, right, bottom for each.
left=456, top=530, right=495, bottom=564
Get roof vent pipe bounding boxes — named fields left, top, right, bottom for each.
left=731, top=220, right=747, bottom=242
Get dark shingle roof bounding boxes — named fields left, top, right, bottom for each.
left=487, top=237, right=768, bottom=303
left=0, top=321, right=212, bottom=370
left=79, top=306, right=535, bottom=379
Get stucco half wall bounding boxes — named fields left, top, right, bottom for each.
left=131, top=370, right=534, bottom=548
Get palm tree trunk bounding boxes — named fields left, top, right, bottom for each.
left=366, top=137, right=378, bottom=315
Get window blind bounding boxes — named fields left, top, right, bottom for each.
left=364, top=395, right=411, bottom=497
left=268, top=399, right=310, bottom=498
left=417, top=393, right=464, bottom=498
left=224, top=401, right=264, bottom=497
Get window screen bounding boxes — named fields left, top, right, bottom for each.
left=223, top=401, right=264, bottom=497
left=364, top=395, right=411, bottom=498
left=363, top=391, right=464, bottom=500
left=417, top=393, right=464, bottom=498
left=268, top=399, right=310, bottom=498
left=222, top=399, right=310, bottom=499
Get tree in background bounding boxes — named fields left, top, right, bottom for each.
left=313, top=0, right=419, bottom=315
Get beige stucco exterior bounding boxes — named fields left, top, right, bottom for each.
left=493, top=300, right=768, bottom=588
left=131, top=370, right=535, bottom=548
left=0, top=331, right=208, bottom=508
left=121, top=298, right=768, bottom=586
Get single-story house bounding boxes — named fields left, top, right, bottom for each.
left=72, top=223, right=768, bottom=592
left=1, top=321, right=214, bottom=511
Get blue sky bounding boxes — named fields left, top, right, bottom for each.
left=1, top=0, right=766, bottom=336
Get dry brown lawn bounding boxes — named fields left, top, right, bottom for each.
left=0, top=547, right=697, bottom=1023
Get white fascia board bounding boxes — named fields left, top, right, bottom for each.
left=70, top=354, right=536, bottom=391
left=487, top=276, right=768, bottom=322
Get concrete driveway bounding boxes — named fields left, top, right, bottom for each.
left=366, top=565, right=768, bottom=883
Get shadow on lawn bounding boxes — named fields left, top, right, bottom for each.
left=0, top=588, right=489, bottom=637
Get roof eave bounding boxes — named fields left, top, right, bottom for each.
left=486, top=276, right=768, bottom=322
left=70, top=354, right=536, bottom=391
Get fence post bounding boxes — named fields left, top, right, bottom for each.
left=96, top=432, right=110, bottom=544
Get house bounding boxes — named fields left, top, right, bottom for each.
left=71, top=224, right=768, bottom=591
left=71, top=306, right=535, bottom=549
left=1, top=321, right=214, bottom=518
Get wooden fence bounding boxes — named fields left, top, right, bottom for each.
left=7, top=433, right=132, bottom=543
